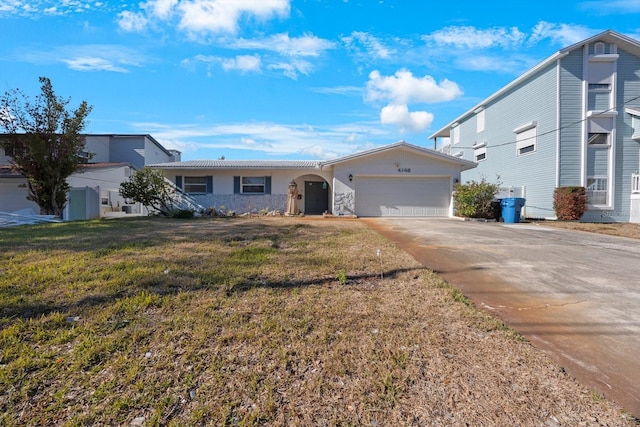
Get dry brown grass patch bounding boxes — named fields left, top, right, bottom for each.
left=0, top=217, right=634, bottom=426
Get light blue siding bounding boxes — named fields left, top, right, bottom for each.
left=558, top=49, right=584, bottom=187
left=583, top=48, right=640, bottom=222
left=462, top=62, right=559, bottom=219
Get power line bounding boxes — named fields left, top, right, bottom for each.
left=444, top=94, right=640, bottom=152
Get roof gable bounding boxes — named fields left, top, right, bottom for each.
left=320, top=140, right=476, bottom=170
left=428, top=30, right=640, bottom=139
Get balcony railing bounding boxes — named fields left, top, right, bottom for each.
left=438, top=143, right=451, bottom=155
left=632, top=174, right=640, bottom=194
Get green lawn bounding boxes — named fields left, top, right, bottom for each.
left=0, top=217, right=633, bottom=426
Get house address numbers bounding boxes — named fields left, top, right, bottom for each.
left=397, top=168, right=411, bottom=173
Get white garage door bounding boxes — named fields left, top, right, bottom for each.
left=355, top=176, right=451, bottom=217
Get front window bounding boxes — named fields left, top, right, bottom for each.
left=242, top=176, right=265, bottom=194
left=184, top=176, right=207, bottom=194
left=587, top=177, right=608, bottom=205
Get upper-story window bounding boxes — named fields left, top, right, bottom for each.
left=474, top=146, right=487, bottom=162
left=594, top=42, right=605, bottom=55
left=476, top=108, right=485, bottom=133
left=514, top=122, right=537, bottom=157
left=588, top=132, right=610, bottom=146
left=1, top=143, right=14, bottom=157
left=451, top=124, right=460, bottom=145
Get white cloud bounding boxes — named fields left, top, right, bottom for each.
left=529, top=21, right=596, bottom=46
left=220, top=55, right=262, bottom=72
left=424, top=26, right=526, bottom=49
left=142, top=0, right=178, bottom=19
left=267, top=59, right=313, bottom=79
left=16, top=44, right=144, bottom=73
left=229, top=33, right=335, bottom=57
left=62, top=57, right=129, bottom=72
left=365, top=69, right=463, bottom=105
left=311, top=86, right=362, bottom=96
left=380, top=104, right=433, bottom=133
left=342, top=31, right=395, bottom=60
left=130, top=120, right=391, bottom=160
left=116, top=0, right=290, bottom=35
left=117, top=10, right=148, bottom=32
left=178, top=0, right=290, bottom=35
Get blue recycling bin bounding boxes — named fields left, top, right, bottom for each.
left=500, top=198, right=526, bottom=223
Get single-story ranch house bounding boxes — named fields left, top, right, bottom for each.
left=151, top=141, right=476, bottom=217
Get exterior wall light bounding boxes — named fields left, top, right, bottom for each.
left=348, top=174, right=353, bottom=182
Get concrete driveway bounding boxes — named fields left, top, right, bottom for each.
left=363, top=218, right=640, bottom=417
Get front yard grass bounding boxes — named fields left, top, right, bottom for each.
left=0, top=217, right=634, bottom=426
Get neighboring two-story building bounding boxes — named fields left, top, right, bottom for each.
left=429, top=30, right=640, bottom=223
left=0, top=134, right=179, bottom=219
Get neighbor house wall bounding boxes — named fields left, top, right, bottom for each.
left=460, top=61, right=559, bottom=219
left=581, top=48, right=640, bottom=222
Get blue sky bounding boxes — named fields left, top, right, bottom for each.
left=1, top=0, right=640, bottom=161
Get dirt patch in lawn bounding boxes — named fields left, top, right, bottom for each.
left=0, top=217, right=636, bottom=425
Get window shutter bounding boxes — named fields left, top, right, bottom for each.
left=234, top=176, right=240, bottom=194
left=175, top=176, right=183, bottom=189
left=206, top=176, right=213, bottom=194
left=265, top=176, right=272, bottom=194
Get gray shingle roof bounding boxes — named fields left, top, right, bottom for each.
left=150, top=160, right=321, bottom=169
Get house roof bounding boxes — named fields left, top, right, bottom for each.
left=84, top=134, right=177, bottom=158
left=150, top=141, right=476, bottom=171
left=320, top=140, right=477, bottom=170
left=150, top=160, right=322, bottom=169
left=0, top=162, right=132, bottom=178
left=626, top=107, right=640, bottom=117
left=78, top=162, right=132, bottom=170
left=428, top=30, right=640, bottom=140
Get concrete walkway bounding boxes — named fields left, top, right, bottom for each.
left=364, top=218, right=640, bottom=417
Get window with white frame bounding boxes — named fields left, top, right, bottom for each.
left=476, top=108, right=485, bottom=133
left=242, top=176, right=265, bottom=194
left=184, top=176, right=207, bottom=194
left=594, top=42, right=605, bottom=55
left=586, top=177, right=608, bottom=205
left=514, top=122, right=537, bottom=156
left=474, top=146, right=487, bottom=162
left=626, top=108, right=640, bottom=140
left=451, top=124, right=460, bottom=145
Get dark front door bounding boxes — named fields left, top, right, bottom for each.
left=305, top=181, right=329, bottom=214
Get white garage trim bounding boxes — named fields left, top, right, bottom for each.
left=355, top=175, right=452, bottom=217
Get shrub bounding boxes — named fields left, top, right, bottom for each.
left=171, top=209, right=195, bottom=219
left=553, top=187, right=587, bottom=220
left=453, top=178, right=501, bottom=218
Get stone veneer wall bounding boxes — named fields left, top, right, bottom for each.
left=333, top=192, right=355, bottom=216
left=192, top=194, right=288, bottom=214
